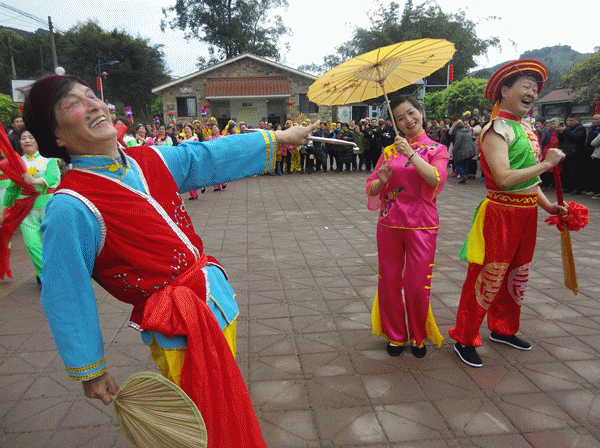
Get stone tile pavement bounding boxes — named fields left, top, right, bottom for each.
left=1, top=170, right=599, bottom=448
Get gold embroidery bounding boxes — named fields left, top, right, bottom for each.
left=261, top=131, right=272, bottom=173
left=430, top=167, right=440, bottom=201
left=67, top=366, right=108, bottom=382
left=269, top=131, right=277, bottom=172
left=65, top=357, right=106, bottom=374
left=487, top=191, right=537, bottom=207
left=378, top=222, right=440, bottom=230
left=75, top=154, right=130, bottom=179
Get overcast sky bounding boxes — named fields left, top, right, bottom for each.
left=3, top=0, right=597, bottom=79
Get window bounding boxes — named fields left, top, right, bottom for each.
left=177, top=97, right=197, bottom=117
left=299, top=94, right=319, bottom=114
left=572, top=105, right=590, bottom=114
left=544, top=105, right=564, bottom=117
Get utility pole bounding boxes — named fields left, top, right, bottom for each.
left=48, top=16, right=58, bottom=69
left=7, top=34, right=16, bottom=78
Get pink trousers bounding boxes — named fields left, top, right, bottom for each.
left=376, top=225, right=438, bottom=346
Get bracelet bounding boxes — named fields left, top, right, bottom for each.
left=408, top=152, right=416, bottom=161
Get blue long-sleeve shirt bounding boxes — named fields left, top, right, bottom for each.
left=40, top=131, right=277, bottom=380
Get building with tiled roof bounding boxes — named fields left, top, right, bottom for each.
left=536, top=88, right=592, bottom=120
left=152, top=53, right=332, bottom=128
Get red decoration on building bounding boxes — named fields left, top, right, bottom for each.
left=96, top=76, right=102, bottom=92
left=448, top=64, right=454, bottom=83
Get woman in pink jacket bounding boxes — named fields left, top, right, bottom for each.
left=366, top=95, right=449, bottom=358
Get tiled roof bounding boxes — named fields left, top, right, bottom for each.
left=537, top=88, right=577, bottom=104
left=205, top=76, right=291, bottom=98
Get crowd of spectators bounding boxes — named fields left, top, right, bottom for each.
left=422, top=109, right=600, bottom=196
left=5, top=109, right=599, bottom=195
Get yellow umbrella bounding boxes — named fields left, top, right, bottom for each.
left=307, top=38, right=456, bottom=134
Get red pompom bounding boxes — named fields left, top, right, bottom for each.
left=545, top=201, right=589, bottom=232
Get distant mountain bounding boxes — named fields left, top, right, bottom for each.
left=0, top=26, right=48, bottom=39
left=471, top=45, right=590, bottom=92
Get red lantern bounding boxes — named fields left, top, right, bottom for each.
left=448, top=64, right=454, bottom=83
left=102, top=71, right=108, bottom=79
left=96, top=76, right=101, bottom=92
left=286, top=100, right=294, bottom=107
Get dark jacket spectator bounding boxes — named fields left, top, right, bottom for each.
left=426, top=120, right=444, bottom=143
left=559, top=116, right=587, bottom=193
left=379, top=119, right=396, bottom=149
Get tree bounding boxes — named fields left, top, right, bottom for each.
left=0, top=22, right=170, bottom=123
left=151, top=97, right=164, bottom=122
left=0, top=28, right=26, bottom=93
left=562, top=50, right=600, bottom=108
left=0, top=94, right=19, bottom=127
left=55, top=22, right=170, bottom=121
left=305, top=0, right=498, bottom=85
left=424, top=77, right=492, bottom=119
left=162, top=0, right=291, bottom=68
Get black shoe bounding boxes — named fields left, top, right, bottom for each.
left=490, top=332, right=531, bottom=350
left=36, top=276, right=41, bottom=285
left=411, top=345, right=427, bottom=358
left=386, top=342, right=404, bottom=357
left=222, top=184, right=227, bottom=189
left=454, top=342, right=482, bottom=367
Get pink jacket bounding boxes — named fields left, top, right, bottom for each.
left=366, top=131, right=449, bottom=229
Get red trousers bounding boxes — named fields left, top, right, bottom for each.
left=449, top=192, right=538, bottom=347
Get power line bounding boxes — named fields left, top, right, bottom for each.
left=0, top=2, right=65, bottom=33
left=0, top=10, right=45, bottom=29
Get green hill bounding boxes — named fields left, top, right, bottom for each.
left=471, top=45, right=590, bottom=92
left=0, top=26, right=47, bottom=39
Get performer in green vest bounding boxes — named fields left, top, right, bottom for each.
left=449, top=59, right=567, bottom=368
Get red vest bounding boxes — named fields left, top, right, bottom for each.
left=56, top=147, right=209, bottom=324
left=56, top=147, right=267, bottom=447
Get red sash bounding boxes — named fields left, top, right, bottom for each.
left=0, top=196, right=35, bottom=279
left=0, top=189, right=57, bottom=279
left=141, top=259, right=267, bottom=448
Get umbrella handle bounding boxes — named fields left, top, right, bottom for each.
left=379, top=81, right=400, bottom=137
left=380, top=81, right=416, bottom=167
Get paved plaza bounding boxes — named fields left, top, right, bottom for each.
left=1, top=169, right=599, bottom=448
